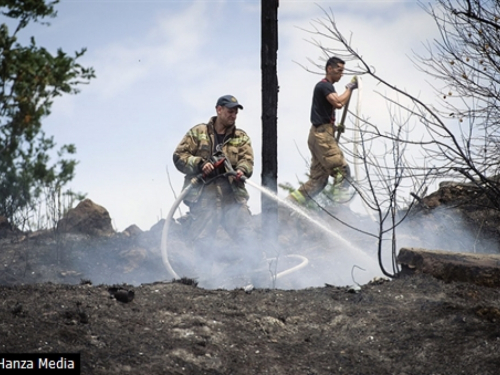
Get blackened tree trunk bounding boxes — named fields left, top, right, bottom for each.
left=261, top=0, right=279, bottom=240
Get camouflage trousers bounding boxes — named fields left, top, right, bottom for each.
left=183, top=179, right=262, bottom=270
left=290, top=123, right=348, bottom=204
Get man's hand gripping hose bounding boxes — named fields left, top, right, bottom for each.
left=336, top=75, right=358, bottom=142
left=234, top=170, right=245, bottom=182
left=191, top=150, right=246, bottom=186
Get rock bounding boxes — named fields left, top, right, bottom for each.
left=57, top=199, right=115, bottom=237
left=108, top=287, right=135, bottom=303
left=398, top=247, right=500, bottom=288
left=123, top=224, right=142, bottom=237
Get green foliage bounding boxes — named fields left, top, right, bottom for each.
left=0, top=0, right=95, bottom=224
left=1, top=0, right=57, bottom=26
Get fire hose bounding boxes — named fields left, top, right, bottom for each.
left=161, top=151, right=237, bottom=280
left=161, top=153, right=309, bottom=284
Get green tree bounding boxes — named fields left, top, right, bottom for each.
left=0, top=0, right=94, bottom=223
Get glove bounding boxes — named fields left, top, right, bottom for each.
left=345, top=76, right=358, bottom=91
left=336, top=123, right=345, bottom=134
left=235, top=170, right=245, bottom=182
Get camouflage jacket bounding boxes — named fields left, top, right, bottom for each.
left=173, top=116, right=254, bottom=204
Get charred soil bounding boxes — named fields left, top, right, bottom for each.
left=0, top=182, right=500, bottom=374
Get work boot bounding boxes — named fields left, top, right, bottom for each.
left=332, top=164, right=351, bottom=187
left=288, top=190, right=307, bottom=206
left=331, top=185, right=352, bottom=204
left=331, top=165, right=352, bottom=204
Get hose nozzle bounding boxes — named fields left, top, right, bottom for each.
left=227, top=169, right=246, bottom=182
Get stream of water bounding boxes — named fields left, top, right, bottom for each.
left=246, top=179, right=376, bottom=264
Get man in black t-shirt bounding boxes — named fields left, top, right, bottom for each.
left=288, top=56, right=357, bottom=205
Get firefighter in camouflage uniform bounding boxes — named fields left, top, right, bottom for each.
left=173, top=95, right=266, bottom=287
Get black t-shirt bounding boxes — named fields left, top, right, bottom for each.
left=211, top=132, right=226, bottom=176
left=310, top=79, right=336, bottom=126
left=214, top=132, right=225, bottom=151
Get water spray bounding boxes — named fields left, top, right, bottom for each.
left=246, top=179, right=374, bottom=265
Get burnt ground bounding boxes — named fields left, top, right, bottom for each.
left=1, top=182, right=500, bottom=374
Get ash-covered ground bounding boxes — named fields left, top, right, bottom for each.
left=1, top=181, right=500, bottom=374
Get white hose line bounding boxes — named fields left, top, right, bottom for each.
left=161, top=184, right=194, bottom=280
left=269, top=254, right=310, bottom=280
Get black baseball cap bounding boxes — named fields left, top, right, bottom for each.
left=216, top=95, right=243, bottom=110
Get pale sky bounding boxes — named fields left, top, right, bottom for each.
left=11, top=0, right=440, bottom=232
